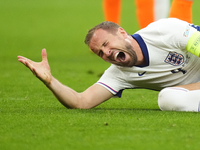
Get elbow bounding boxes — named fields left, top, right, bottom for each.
left=73, top=103, right=94, bottom=109
left=67, top=105, right=93, bottom=110
left=73, top=94, right=95, bottom=109
left=65, top=100, right=94, bottom=110
left=58, top=94, right=95, bottom=109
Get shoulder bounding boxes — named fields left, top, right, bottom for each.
left=139, top=18, right=190, bottom=40
left=100, top=64, right=137, bottom=83
left=103, top=64, right=127, bottom=76
left=139, top=18, right=189, bottom=33
left=104, top=64, right=135, bottom=74
left=136, top=18, right=186, bottom=36
left=150, top=18, right=188, bottom=27
left=152, top=18, right=189, bottom=33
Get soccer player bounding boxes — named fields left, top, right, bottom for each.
left=169, top=0, right=193, bottom=24
left=18, top=1, right=200, bottom=112
left=103, top=0, right=170, bottom=28
left=103, top=0, right=193, bottom=28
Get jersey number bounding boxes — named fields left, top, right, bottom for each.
left=171, top=68, right=187, bottom=74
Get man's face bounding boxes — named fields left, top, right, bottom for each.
left=89, top=28, right=137, bottom=67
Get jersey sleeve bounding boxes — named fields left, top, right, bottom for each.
left=96, top=65, right=133, bottom=97
left=158, top=18, right=200, bottom=57
left=185, top=24, right=200, bottom=57
left=138, top=18, right=198, bottom=52
left=156, top=18, right=198, bottom=51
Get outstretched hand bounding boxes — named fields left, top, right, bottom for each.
left=18, top=49, right=52, bottom=85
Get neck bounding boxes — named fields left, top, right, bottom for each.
left=129, top=35, right=145, bottom=66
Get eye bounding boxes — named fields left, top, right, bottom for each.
left=103, top=41, right=108, bottom=47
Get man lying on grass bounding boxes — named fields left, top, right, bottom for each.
left=18, top=17, right=200, bottom=112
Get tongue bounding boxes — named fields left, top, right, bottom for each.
left=117, top=52, right=125, bottom=61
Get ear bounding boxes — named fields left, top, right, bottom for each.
left=118, top=27, right=128, bottom=39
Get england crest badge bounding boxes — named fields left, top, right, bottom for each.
left=164, top=52, right=184, bottom=66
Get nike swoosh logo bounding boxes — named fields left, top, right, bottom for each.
left=138, top=71, right=146, bottom=76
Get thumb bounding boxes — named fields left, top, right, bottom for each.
left=42, top=48, right=48, bottom=61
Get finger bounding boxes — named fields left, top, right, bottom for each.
left=17, top=56, right=32, bottom=62
left=17, top=55, right=27, bottom=60
left=42, top=49, right=48, bottom=62
left=18, top=57, right=28, bottom=65
left=18, top=57, right=34, bottom=70
left=18, top=56, right=32, bottom=65
left=18, top=56, right=38, bottom=77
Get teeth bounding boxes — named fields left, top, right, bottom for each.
left=114, top=52, right=119, bottom=60
left=120, top=57, right=124, bottom=62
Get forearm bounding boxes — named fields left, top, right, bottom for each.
left=45, top=77, right=82, bottom=109
left=18, top=49, right=107, bottom=109
left=44, top=76, right=113, bottom=109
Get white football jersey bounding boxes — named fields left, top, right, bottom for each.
left=96, top=18, right=200, bottom=97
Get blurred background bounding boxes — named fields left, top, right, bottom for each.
left=0, top=0, right=139, bottom=99
left=0, top=0, right=200, bottom=102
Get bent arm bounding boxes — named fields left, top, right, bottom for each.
left=18, top=49, right=113, bottom=109
left=47, top=77, right=113, bottom=109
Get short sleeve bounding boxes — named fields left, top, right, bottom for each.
left=96, top=65, right=133, bottom=97
left=156, top=18, right=197, bottom=50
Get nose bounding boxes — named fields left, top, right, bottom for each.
left=102, top=47, right=111, bottom=57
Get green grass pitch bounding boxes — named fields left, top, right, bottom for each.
left=1, top=0, right=200, bottom=149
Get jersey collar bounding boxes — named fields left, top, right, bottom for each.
left=131, top=34, right=149, bottom=67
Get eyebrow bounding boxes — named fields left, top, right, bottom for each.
left=90, top=38, right=107, bottom=55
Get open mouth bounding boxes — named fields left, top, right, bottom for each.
left=114, top=52, right=126, bottom=62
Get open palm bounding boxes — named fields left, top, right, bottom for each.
left=18, top=49, right=52, bottom=85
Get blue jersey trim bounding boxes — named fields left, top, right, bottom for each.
left=115, top=89, right=123, bottom=98
left=97, top=82, right=123, bottom=97
left=190, top=24, right=200, bottom=31
left=98, top=82, right=117, bottom=93
left=131, top=34, right=149, bottom=67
